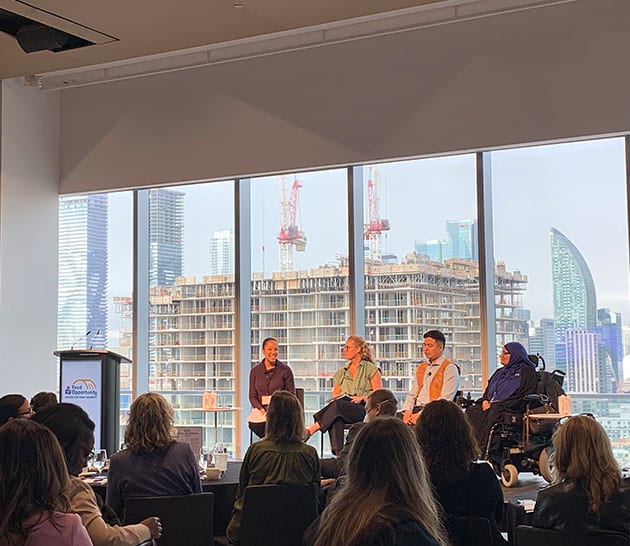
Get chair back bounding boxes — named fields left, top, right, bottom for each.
left=450, top=515, right=493, bottom=546
left=516, top=525, right=630, bottom=546
left=296, top=387, right=305, bottom=414
left=124, top=492, right=214, bottom=546
left=239, top=483, right=318, bottom=546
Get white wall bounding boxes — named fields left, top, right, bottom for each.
left=0, top=79, right=60, bottom=394
left=60, top=0, right=630, bottom=194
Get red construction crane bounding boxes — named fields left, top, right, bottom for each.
left=364, top=166, right=390, bottom=263
left=278, top=177, right=307, bottom=271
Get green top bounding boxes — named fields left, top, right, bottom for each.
left=226, top=439, right=320, bottom=543
left=333, top=359, right=379, bottom=396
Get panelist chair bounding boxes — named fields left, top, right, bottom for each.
left=516, top=525, right=630, bottom=546
left=124, top=492, right=215, bottom=546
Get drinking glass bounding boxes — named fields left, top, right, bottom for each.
left=199, top=448, right=213, bottom=472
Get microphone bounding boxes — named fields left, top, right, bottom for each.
left=89, top=330, right=101, bottom=350
left=71, top=330, right=91, bottom=351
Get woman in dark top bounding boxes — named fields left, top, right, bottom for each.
left=416, top=399, right=508, bottom=546
left=248, top=337, right=296, bottom=438
left=465, top=341, right=537, bottom=455
left=106, top=393, right=201, bottom=517
left=306, top=418, right=447, bottom=546
left=227, top=390, right=319, bottom=544
left=532, top=415, right=630, bottom=537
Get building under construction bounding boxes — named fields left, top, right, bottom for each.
left=116, top=254, right=528, bottom=453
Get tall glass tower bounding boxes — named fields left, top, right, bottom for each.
left=58, top=194, right=108, bottom=350
left=149, top=189, right=184, bottom=287
left=209, top=229, right=234, bottom=275
left=551, top=227, right=597, bottom=341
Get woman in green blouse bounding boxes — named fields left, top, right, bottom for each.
left=306, top=335, right=382, bottom=455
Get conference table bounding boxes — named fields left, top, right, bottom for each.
left=87, top=460, right=241, bottom=537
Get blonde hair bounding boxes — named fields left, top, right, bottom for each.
left=125, top=393, right=175, bottom=454
left=552, top=415, right=621, bottom=513
left=313, top=418, right=448, bottom=546
left=347, top=335, right=375, bottom=364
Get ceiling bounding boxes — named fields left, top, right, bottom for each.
left=0, top=0, right=450, bottom=80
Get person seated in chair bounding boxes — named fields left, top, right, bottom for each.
left=320, top=388, right=398, bottom=479
left=247, top=337, right=296, bottom=439
left=402, top=330, right=460, bottom=426
left=532, top=415, right=630, bottom=537
left=416, top=400, right=508, bottom=546
left=306, top=336, right=382, bottom=456
left=465, top=341, right=537, bottom=455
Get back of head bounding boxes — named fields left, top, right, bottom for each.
left=415, top=399, right=479, bottom=483
left=315, top=418, right=446, bottom=546
left=553, top=415, right=620, bottom=512
left=0, top=394, right=27, bottom=426
left=30, top=391, right=58, bottom=414
left=0, top=419, right=69, bottom=542
left=367, top=389, right=397, bottom=417
left=423, top=330, right=445, bottom=347
left=265, top=390, right=304, bottom=444
left=125, top=392, right=175, bottom=454
left=32, top=403, right=95, bottom=476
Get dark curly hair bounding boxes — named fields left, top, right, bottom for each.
left=415, top=399, right=480, bottom=484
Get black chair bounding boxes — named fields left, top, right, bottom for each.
left=516, top=525, right=630, bottom=546
left=124, top=492, right=214, bottom=546
left=239, top=483, right=319, bottom=546
left=449, top=515, right=493, bottom=546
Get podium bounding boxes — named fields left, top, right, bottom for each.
left=54, top=350, right=131, bottom=456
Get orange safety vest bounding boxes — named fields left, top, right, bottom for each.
left=415, top=359, right=454, bottom=401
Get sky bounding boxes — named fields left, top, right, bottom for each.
left=106, top=136, right=630, bottom=333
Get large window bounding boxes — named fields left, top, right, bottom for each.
left=250, top=169, right=349, bottom=453
left=492, top=138, right=630, bottom=464
left=58, top=137, right=630, bottom=462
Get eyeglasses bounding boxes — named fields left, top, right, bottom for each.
left=342, top=345, right=357, bottom=351
left=17, top=407, right=33, bottom=417
left=500, top=351, right=510, bottom=356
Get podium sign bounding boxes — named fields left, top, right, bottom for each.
left=55, top=350, right=130, bottom=456
left=60, top=359, right=104, bottom=449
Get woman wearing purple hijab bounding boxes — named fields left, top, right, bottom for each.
left=465, top=342, right=537, bottom=456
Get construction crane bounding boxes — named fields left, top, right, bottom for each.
left=278, top=177, right=307, bottom=272
left=364, top=166, right=390, bottom=263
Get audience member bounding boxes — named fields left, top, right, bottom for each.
left=0, top=419, right=92, bottom=546
left=0, top=394, right=32, bottom=426
left=306, top=336, right=382, bottom=455
left=30, top=391, right=58, bottom=414
left=248, top=337, right=296, bottom=439
left=226, top=390, right=319, bottom=544
left=416, top=399, right=508, bottom=546
left=306, top=418, right=448, bottom=546
left=465, top=342, right=537, bottom=455
left=402, top=330, right=460, bottom=425
left=33, top=403, right=162, bottom=546
left=532, top=415, right=630, bottom=537
left=320, top=388, right=397, bottom=479
left=106, top=393, right=201, bottom=517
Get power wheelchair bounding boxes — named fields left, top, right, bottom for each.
left=468, top=355, right=567, bottom=487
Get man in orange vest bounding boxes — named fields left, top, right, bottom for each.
left=402, top=330, right=460, bottom=425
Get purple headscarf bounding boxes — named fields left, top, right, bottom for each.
left=486, top=342, right=536, bottom=403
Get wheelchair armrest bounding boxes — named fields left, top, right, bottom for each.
left=524, top=394, right=547, bottom=403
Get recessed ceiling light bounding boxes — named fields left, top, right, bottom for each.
left=233, top=3, right=244, bottom=8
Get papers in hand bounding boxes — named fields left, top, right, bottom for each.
left=247, top=408, right=266, bottom=423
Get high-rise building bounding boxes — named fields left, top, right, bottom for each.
left=551, top=227, right=597, bottom=342
left=58, top=194, right=108, bottom=350
left=209, top=229, right=234, bottom=275
left=597, top=308, right=624, bottom=392
left=529, top=318, right=556, bottom=368
left=415, top=219, right=478, bottom=262
left=564, top=329, right=611, bottom=393
left=446, top=219, right=478, bottom=261
left=149, top=189, right=184, bottom=287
